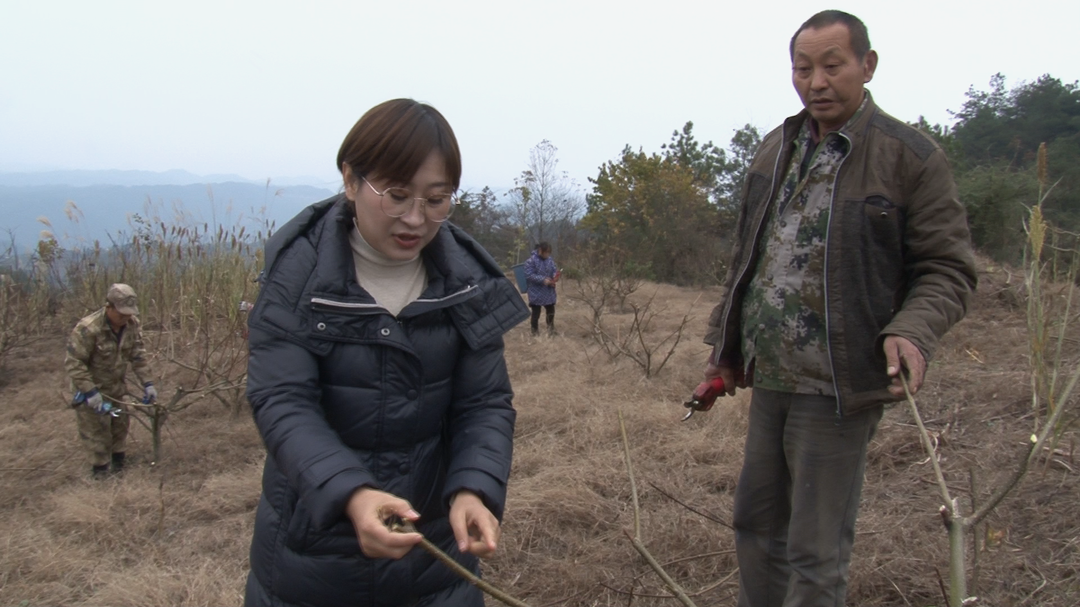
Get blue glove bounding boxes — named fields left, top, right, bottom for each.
left=143, top=383, right=158, bottom=404
left=85, top=390, right=106, bottom=414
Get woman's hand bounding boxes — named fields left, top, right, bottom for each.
left=345, top=487, right=422, bottom=559
left=449, top=490, right=500, bottom=558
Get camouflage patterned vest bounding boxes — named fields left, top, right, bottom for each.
left=740, top=100, right=867, bottom=395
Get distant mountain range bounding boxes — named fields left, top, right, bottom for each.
left=0, top=170, right=337, bottom=254
left=0, top=169, right=336, bottom=188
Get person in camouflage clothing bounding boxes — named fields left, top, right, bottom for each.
left=701, top=11, right=976, bottom=607
left=65, top=283, right=157, bottom=478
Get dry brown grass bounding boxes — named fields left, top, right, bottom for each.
left=1, top=257, right=1078, bottom=606
left=0, top=333, right=262, bottom=607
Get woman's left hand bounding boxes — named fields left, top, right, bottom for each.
left=449, top=490, right=500, bottom=558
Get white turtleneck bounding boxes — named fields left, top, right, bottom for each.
left=348, top=221, right=427, bottom=317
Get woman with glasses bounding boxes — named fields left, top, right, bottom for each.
left=244, top=99, right=529, bottom=607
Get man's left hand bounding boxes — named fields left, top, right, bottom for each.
left=883, top=335, right=925, bottom=397
left=143, top=383, right=158, bottom=403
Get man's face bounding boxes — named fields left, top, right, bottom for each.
left=105, top=305, right=131, bottom=328
left=791, top=23, right=877, bottom=134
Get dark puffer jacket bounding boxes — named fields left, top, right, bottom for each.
left=244, top=196, right=528, bottom=607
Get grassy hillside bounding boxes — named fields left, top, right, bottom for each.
left=0, top=258, right=1077, bottom=606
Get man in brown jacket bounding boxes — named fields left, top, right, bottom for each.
left=702, top=10, right=976, bottom=607
left=66, top=284, right=157, bottom=478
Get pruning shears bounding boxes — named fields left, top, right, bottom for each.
left=681, top=377, right=726, bottom=421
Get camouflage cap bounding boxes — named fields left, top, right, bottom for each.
left=106, top=283, right=139, bottom=315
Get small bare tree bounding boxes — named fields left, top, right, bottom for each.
left=505, top=140, right=584, bottom=253
left=572, top=276, right=694, bottom=378
left=103, top=378, right=245, bottom=463
left=595, top=291, right=693, bottom=378
left=568, top=244, right=644, bottom=333
left=908, top=143, right=1080, bottom=607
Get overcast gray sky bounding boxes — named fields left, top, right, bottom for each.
left=2, top=1, right=1077, bottom=195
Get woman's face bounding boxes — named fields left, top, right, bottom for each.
left=344, top=151, right=449, bottom=261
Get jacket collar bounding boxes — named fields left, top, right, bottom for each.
left=783, top=89, right=880, bottom=150
left=307, top=197, right=512, bottom=310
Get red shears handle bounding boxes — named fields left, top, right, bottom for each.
left=689, top=376, right=726, bottom=412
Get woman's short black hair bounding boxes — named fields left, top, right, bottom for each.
left=337, top=99, right=462, bottom=189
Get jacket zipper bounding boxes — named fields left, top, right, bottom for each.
left=824, top=131, right=853, bottom=417
left=411, top=284, right=478, bottom=306
left=310, top=298, right=385, bottom=314
left=310, top=283, right=479, bottom=315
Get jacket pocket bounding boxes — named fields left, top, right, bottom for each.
left=284, top=497, right=359, bottom=556
left=860, top=195, right=904, bottom=251
left=838, top=197, right=906, bottom=327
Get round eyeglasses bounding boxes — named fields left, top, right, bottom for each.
left=362, top=176, right=458, bottom=222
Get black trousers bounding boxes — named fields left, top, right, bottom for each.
left=529, top=304, right=555, bottom=334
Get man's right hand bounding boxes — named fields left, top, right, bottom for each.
left=705, top=359, right=750, bottom=397
left=346, top=487, right=423, bottom=559
left=85, top=390, right=105, bottom=413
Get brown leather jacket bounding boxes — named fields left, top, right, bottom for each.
left=705, top=93, right=977, bottom=415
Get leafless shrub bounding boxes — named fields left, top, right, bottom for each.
left=104, top=379, right=246, bottom=463
left=567, top=259, right=697, bottom=377
left=0, top=275, right=33, bottom=373
left=567, top=245, right=644, bottom=318
left=0, top=243, right=54, bottom=377
left=591, top=291, right=693, bottom=378
left=570, top=273, right=613, bottom=334
left=904, top=145, right=1080, bottom=607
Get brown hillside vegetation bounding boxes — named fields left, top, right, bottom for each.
left=1, top=254, right=1077, bottom=606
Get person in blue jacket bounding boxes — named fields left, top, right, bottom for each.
left=243, top=98, right=528, bottom=607
left=524, top=241, right=558, bottom=336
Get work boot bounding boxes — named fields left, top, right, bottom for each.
left=111, top=452, right=126, bottom=475
left=91, top=464, right=109, bottom=480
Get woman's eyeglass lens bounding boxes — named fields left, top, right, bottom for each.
left=363, top=177, right=457, bottom=222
